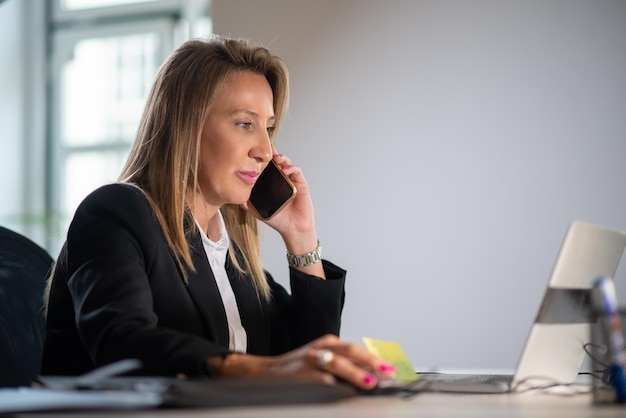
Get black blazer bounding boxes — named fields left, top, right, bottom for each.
left=42, top=184, right=346, bottom=377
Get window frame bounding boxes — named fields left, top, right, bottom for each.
left=44, top=0, right=212, bottom=254
left=52, top=0, right=184, bottom=23
left=49, top=19, right=176, bottom=243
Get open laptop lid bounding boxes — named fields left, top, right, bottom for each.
left=513, top=220, right=626, bottom=387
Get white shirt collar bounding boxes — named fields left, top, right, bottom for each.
left=195, top=210, right=230, bottom=258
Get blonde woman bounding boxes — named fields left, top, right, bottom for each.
left=42, top=35, right=393, bottom=391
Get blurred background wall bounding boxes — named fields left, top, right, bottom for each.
left=212, top=0, right=626, bottom=372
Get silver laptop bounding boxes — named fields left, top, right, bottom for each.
left=399, top=220, right=626, bottom=394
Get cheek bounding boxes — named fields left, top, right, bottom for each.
left=197, top=143, right=219, bottom=185
left=201, top=128, right=234, bottom=162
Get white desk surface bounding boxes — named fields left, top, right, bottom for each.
left=14, top=392, right=626, bottom=418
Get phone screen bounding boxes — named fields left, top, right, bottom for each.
left=248, top=160, right=297, bottom=220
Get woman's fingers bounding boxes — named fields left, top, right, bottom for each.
left=316, top=349, right=379, bottom=389
left=307, top=335, right=396, bottom=390
left=272, top=153, right=302, bottom=180
left=313, top=335, right=394, bottom=374
left=308, top=368, right=337, bottom=385
left=262, top=335, right=396, bottom=391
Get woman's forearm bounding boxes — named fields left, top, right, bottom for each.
left=207, top=353, right=268, bottom=377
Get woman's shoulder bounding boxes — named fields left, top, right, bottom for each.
left=73, top=183, right=155, bottom=225
left=84, top=182, right=145, bottom=201
left=68, top=183, right=166, bottom=248
left=79, top=183, right=148, bottom=209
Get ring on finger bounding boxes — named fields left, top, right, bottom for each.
left=316, top=349, right=334, bottom=372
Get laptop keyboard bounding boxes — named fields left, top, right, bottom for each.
left=422, top=373, right=513, bottom=385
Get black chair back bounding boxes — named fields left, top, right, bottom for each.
left=0, top=226, right=53, bottom=387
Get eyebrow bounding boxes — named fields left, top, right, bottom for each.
left=228, top=109, right=275, bottom=121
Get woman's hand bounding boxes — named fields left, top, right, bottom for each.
left=259, top=151, right=316, bottom=241
left=209, top=334, right=396, bottom=391
left=242, top=148, right=323, bottom=275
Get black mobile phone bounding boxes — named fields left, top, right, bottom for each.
left=248, top=160, right=297, bottom=220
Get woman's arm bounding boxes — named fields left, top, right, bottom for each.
left=207, top=334, right=395, bottom=391
left=54, top=184, right=231, bottom=376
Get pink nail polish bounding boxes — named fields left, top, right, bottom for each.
left=363, top=375, right=377, bottom=385
left=379, top=364, right=396, bottom=373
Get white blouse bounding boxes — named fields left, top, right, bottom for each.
left=195, top=211, right=247, bottom=353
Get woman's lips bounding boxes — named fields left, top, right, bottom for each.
left=238, top=171, right=259, bottom=185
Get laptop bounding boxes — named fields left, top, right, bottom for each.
left=392, top=220, right=626, bottom=394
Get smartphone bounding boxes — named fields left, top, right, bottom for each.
left=248, top=159, right=297, bottom=220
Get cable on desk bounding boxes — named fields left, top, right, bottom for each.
left=510, top=375, right=593, bottom=396
left=583, top=343, right=609, bottom=369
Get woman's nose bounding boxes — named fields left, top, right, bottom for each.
left=251, top=132, right=272, bottom=162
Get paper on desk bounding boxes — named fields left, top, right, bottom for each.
left=0, top=387, right=162, bottom=413
left=363, top=337, right=419, bottom=383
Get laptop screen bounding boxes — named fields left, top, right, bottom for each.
left=513, top=220, right=626, bottom=386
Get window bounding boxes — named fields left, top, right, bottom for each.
left=46, top=0, right=211, bottom=253
left=62, top=0, right=157, bottom=10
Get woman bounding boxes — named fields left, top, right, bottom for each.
left=42, top=35, right=393, bottom=390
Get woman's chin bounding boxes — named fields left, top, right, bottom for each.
left=225, top=197, right=250, bottom=207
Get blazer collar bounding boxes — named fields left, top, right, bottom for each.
left=184, top=230, right=230, bottom=348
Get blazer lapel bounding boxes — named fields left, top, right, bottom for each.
left=185, top=233, right=230, bottom=348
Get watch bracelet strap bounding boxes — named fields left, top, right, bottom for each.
left=286, top=240, right=322, bottom=268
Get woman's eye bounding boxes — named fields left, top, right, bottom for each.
left=267, top=126, right=276, bottom=135
left=237, top=122, right=252, bottom=129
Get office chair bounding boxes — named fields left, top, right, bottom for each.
left=0, top=226, right=53, bottom=387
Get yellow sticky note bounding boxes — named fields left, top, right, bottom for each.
left=363, top=337, right=419, bottom=383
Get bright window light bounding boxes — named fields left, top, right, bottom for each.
left=62, top=0, right=156, bottom=10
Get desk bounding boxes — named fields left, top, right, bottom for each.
left=13, top=392, right=626, bottom=418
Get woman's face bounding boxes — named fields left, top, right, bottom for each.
left=198, top=70, right=275, bottom=207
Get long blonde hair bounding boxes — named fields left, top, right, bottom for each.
left=118, top=35, right=289, bottom=300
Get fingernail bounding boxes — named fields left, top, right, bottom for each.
left=363, top=375, right=377, bottom=386
left=379, top=364, right=396, bottom=373
left=282, top=165, right=290, bottom=170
